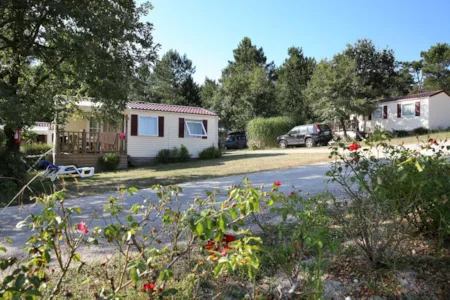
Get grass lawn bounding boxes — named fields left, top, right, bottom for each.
left=387, top=130, right=450, bottom=145
left=38, top=151, right=331, bottom=199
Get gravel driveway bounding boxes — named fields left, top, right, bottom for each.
left=0, top=162, right=340, bottom=260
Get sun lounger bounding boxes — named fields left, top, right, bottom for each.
left=40, top=160, right=95, bottom=181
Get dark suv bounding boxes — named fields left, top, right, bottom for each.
left=224, top=131, right=247, bottom=150
left=277, top=124, right=332, bottom=148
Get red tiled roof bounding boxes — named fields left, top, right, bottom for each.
left=127, top=102, right=217, bottom=116
left=378, top=90, right=449, bottom=103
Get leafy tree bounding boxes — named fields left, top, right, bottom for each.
left=180, top=74, right=201, bottom=106
left=217, top=37, right=276, bottom=131
left=401, top=60, right=424, bottom=93
left=305, top=55, right=368, bottom=137
left=421, top=43, right=450, bottom=91
left=146, top=49, right=198, bottom=105
left=0, top=0, right=158, bottom=150
left=344, top=39, right=412, bottom=99
left=200, top=78, right=219, bottom=107
left=275, top=47, right=315, bottom=123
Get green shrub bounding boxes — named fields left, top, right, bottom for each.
left=98, top=152, right=121, bottom=171
left=0, top=130, right=28, bottom=205
left=412, top=126, right=429, bottom=135
left=392, top=129, right=409, bottom=137
left=156, top=145, right=191, bottom=164
left=178, top=145, right=191, bottom=162
left=199, top=146, right=222, bottom=159
left=21, top=143, right=52, bottom=156
left=246, top=116, right=296, bottom=149
left=156, top=149, right=172, bottom=164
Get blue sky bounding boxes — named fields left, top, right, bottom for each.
left=141, top=0, right=450, bottom=84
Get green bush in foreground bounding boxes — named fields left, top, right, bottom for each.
left=199, top=146, right=222, bottom=159
left=98, top=152, right=121, bottom=171
left=21, top=143, right=52, bottom=156
left=246, top=116, right=296, bottom=149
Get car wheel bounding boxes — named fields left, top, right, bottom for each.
left=279, top=140, right=288, bottom=148
left=305, top=138, right=315, bottom=148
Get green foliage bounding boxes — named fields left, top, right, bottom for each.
left=328, top=130, right=450, bottom=268
left=21, top=143, right=52, bottom=156
left=276, top=47, right=316, bottom=123
left=199, top=146, right=222, bottom=160
left=0, top=130, right=28, bottom=204
left=305, top=54, right=367, bottom=127
left=412, top=126, right=429, bottom=135
left=0, top=0, right=157, bottom=134
left=344, top=39, right=413, bottom=98
left=145, top=50, right=200, bottom=106
left=392, top=129, right=409, bottom=138
left=246, top=116, right=296, bottom=149
left=269, top=193, right=336, bottom=298
left=98, top=152, right=121, bottom=171
left=155, top=145, right=191, bottom=164
left=421, top=42, right=450, bottom=91
left=211, top=37, right=277, bottom=131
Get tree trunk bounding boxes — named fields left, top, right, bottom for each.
left=3, top=127, right=20, bottom=152
left=340, top=118, right=348, bottom=139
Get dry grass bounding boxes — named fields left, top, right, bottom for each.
left=387, top=131, right=450, bottom=146
left=54, top=151, right=330, bottom=198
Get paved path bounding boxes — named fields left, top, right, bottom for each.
left=0, top=162, right=340, bottom=259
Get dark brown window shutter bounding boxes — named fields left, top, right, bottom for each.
left=202, top=120, right=208, bottom=139
left=383, top=105, right=388, bottom=119
left=158, top=116, right=164, bottom=137
left=397, top=104, right=402, bottom=118
left=415, top=101, right=420, bottom=116
left=368, top=114, right=372, bottom=121
left=131, top=115, right=138, bottom=136
left=179, top=118, right=185, bottom=138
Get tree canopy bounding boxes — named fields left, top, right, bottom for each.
left=275, top=47, right=315, bottom=123
left=421, top=42, right=450, bottom=91
left=0, top=0, right=158, bottom=132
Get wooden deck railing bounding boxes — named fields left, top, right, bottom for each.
left=57, top=130, right=126, bottom=154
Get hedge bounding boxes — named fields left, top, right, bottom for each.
left=246, top=116, right=296, bottom=149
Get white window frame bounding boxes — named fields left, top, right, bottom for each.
left=138, top=115, right=158, bottom=136
left=185, top=119, right=207, bottom=137
left=402, top=103, right=415, bottom=117
left=372, top=107, right=383, bottom=119
left=89, top=117, right=102, bottom=133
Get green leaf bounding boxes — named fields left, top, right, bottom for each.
left=72, top=207, right=82, bottom=214
left=196, top=222, right=204, bottom=234
left=43, top=250, right=50, bottom=263
left=214, top=263, right=224, bottom=277
left=73, top=253, right=81, bottom=262
left=15, top=273, right=25, bottom=289
left=130, top=268, right=139, bottom=285
left=0, top=247, right=6, bottom=253
left=24, top=289, right=42, bottom=296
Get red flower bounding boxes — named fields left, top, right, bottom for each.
left=142, top=282, right=155, bottom=293
left=205, top=240, right=218, bottom=254
left=220, top=245, right=231, bottom=256
left=77, top=222, right=88, bottom=234
left=274, top=181, right=281, bottom=187
left=290, top=192, right=295, bottom=196
left=428, top=138, right=438, bottom=145
left=222, top=234, right=236, bottom=243
left=349, top=142, right=360, bottom=151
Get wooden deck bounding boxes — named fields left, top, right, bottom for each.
left=57, top=130, right=126, bottom=154
left=55, top=153, right=128, bottom=169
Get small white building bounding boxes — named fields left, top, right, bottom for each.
left=32, top=101, right=219, bottom=168
left=359, top=90, right=450, bottom=132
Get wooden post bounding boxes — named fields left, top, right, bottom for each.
left=82, top=129, right=86, bottom=154
left=53, top=112, right=58, bottom=164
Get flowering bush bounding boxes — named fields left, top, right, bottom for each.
left=328, top=130, right=450, bottom=267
